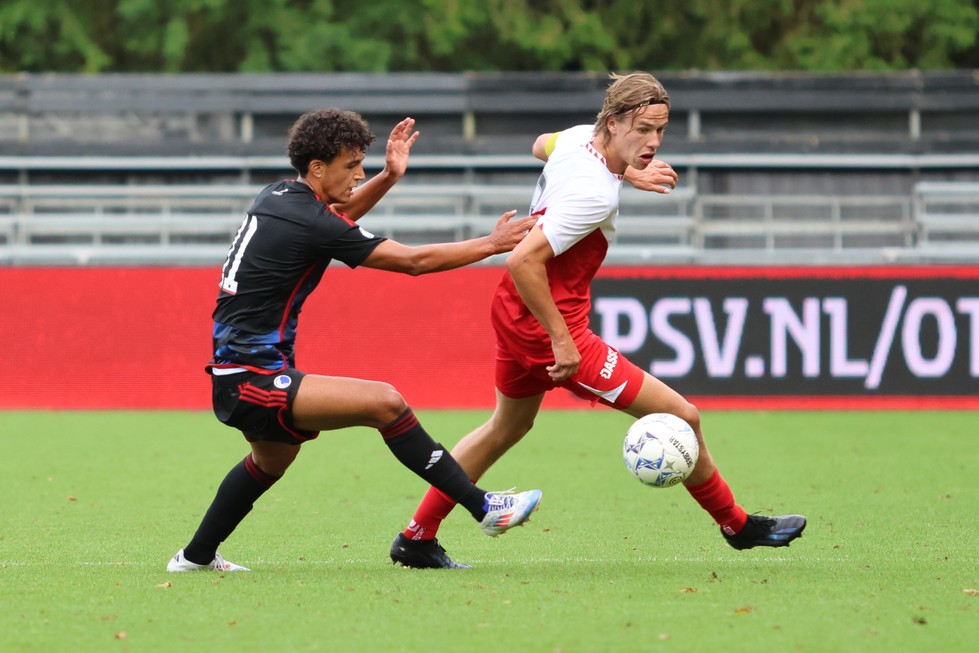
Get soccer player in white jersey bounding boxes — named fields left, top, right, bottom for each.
left=390, top=72, right=806, bottom=569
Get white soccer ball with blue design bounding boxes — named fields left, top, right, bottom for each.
left=623, top=413, right=699, bottom=488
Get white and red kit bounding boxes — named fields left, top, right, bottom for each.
left=491, top=125, right=645, bottom=406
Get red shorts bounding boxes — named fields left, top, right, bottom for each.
left=494, top=328, right=645, bottom=409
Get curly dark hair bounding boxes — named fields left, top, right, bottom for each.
left=287, top=109, right=376, bottom=176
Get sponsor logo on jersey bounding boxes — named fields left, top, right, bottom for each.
left=599, top=346, right=619, bottom=380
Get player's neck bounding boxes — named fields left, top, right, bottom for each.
left=296, top=176, right=325, bottom=202
left=590, top=138, right=627, bottom=176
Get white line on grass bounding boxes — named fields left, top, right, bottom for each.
left=7, top=555, right=966, bottom=567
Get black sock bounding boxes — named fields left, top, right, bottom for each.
left=380, top=408, right=486, bottom=521
left=182, top=455, right=280, bottom=565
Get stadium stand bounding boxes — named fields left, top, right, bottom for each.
left=914, top=180, right=979, bottom=255
left=0, top=71, right=977, bottom=265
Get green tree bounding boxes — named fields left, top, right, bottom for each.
left=0, top=0, right=976, bottom=72
left=785, top=0, right=979, bottom=70
left=0, top=0, right=114, bottom=72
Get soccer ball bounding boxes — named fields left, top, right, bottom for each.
left=622, top=413, right=699, bottom=488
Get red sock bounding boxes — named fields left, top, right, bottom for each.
left=686, top=469, right=748, bottom=536
left=402, top=486, right=459, bottom=541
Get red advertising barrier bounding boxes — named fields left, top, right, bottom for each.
left=0, top=266, right=516, bottom=410
left=2, top=265, right=977, bottom=410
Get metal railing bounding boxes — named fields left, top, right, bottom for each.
left=0, top=175, right=977, bottom=266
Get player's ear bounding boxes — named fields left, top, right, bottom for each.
left=306, top=159, right=324, bottom=179
left=606, top=116, right=619, bottom=137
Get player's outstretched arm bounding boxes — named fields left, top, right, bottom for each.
left=360, top=211, right=538, bottom=276
left=332, top=117, right=420, bottom=221
left=623, top=160, right=678, bottom=194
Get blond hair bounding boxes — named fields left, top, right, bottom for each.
left=594, top=72, right=670, bottom=142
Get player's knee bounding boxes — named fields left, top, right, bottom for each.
left=250, top=445, right=298, bottom=477
left=253, top=456, right=290, bottom=477
left=374, top=382, right=409, bottom=424
left=674, top=401, right=701, bottom=433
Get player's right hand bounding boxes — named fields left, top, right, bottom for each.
left=546, top=339, right=581, bottom=381
left=488, top=211, right=538, bottom=253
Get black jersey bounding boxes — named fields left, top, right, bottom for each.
left=208, top=179, right=385, bottom=373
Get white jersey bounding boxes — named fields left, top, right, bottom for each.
left=528, top=124, right=624, bottom=257
left=491, top=125, right=625, bottom=347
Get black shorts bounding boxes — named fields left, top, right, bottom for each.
left=211, top=368, right=319, bottom=445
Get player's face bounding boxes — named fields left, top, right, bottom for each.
left=309, top=148, right=366, bottom=203
left=608, top=103, right=669, bottom=171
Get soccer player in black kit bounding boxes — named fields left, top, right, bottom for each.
left=167, top=109, right=542, bottom=572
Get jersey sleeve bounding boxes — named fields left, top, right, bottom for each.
left=310, top=210, right=386, bottom=268
left=538, top=181, right=612, bottom=257
left=552, top=125, right=595, bottom=154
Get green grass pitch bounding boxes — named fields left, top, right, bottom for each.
left=1, top=409, right=976, bottom=652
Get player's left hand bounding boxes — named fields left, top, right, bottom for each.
left=624, top=160, right=678, bottom=194
left=385, top=117, right=420, bottom=179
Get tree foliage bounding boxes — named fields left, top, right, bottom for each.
left=1, top=0, right=976, bottom=73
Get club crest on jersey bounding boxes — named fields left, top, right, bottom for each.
left=273, top=375, right=292, bottom=389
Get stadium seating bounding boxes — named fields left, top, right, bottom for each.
left=0, top=158, right=976, bottom=265
left=915, top=181, right=979, bottom=245
left=0, top=72, right=977, bottom=265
